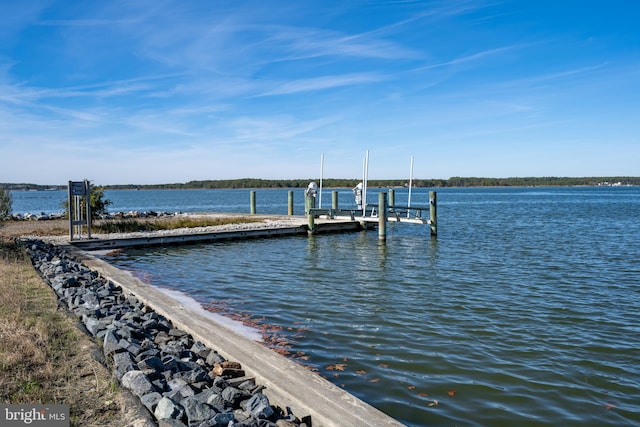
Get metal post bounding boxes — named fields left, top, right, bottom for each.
left=68, top=181, right=73, bottom=240
left=332, top=191, right=338, bottom=210
left=319, top=153, right=324, bottom=208
left=250, top=191, right=256, bottom=214
left=378, top=192, right=387, bottom=241
left=288, top=191, right=294, bottom=215
left=85, top=180, right=92, bottom=239
left=429, top=191, right=437, bottom=236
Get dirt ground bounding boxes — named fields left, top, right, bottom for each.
left=0, top=219, right=69, bottom=239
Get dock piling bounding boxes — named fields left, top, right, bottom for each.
left=288, top=191, right=294, bottom=215
left=306, top=192, right=316, bottom=234
left=379, top=192, right=387, bottom=240
left=250, top=191, right=256, bottom=214
left=429, top=191, right=437, bottom=236
left=332, top=191, right=339, bottom=210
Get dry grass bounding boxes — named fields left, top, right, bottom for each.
left=0, top=213, right=265, bottom=425
left=0, top=236, right=150, bottom=426
left=94, top=215, right=263, bottom=233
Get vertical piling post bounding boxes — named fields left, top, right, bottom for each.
left=306, top=193, right=315, bottom=234
left=378, top=192, right=387, bottom=241
left=288, top=191, right=294, bottom=215
left=307, top=210, right=315, bottom=234
left=250, top=191, right=256, bottom=214
left=429, top=191, right=437, bottom=236
left=332, top=191, right=339, bottom=210
left=389, top=189, right=395, bottom=211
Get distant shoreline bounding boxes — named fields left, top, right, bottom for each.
left=2, top=176, right=639, bottom=191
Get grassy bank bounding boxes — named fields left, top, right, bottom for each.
left=0, top=213, right=262, bottom=425
left=0, top=236, right=146, bottom=426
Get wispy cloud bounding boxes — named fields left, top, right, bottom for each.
left=418, top=45, right=521, bottom=71
left=36, top=18, right=140, bottom=26
left=261, top=25, right=420, bottom=62
left=227, top=115, right=338, bottom=142
left=259, top=73, right=386, bottom=96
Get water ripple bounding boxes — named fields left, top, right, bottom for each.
left=105, top=187, right=640, bottom=426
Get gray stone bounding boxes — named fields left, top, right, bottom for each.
left=162, top=340, right=184, bottom=356
left=103, top=329, right=122, bottom=355
left=162, top=355, right=179, bottom=372
left=165, top=378, right=195, bottom=401
left=126, top=341, right=143, bottom=356
left=199, top=412, right=235, bottom=427
left=63, top=276, right=79, bottom=287
left=173, top=368, right=209, bottom=385
left=169, top=328, right=189, bottom=338
left=159, top=420, right=187, bottom=427
left=181, top=397, right=218, bottom=426
left=221, top=387, right=244, bottom=405
left=82, top=292, right=100, bottom=309
left=154, top=397, right=185, bottom=421
left=84, top=316, right=108, bottom=336
left=242, top=393, right=274, bottom=419
left=112, top=351, right=136, bottom=379
left=136, top=348, right=161, bottom=362
left=152, top=379, right=167, bottom=393
left=205, top=351, right=225, bottom=366
left=190, top=341, right=211, bottom=359
left=232, top=409, right=258, bottom=426
left=122, top=370, right=155, bottom=397
left=138, top=355, right=165, bottom=372
left=119, top=338, right=143, bottom=356
left=142, top=318, right=159, bottom=330
left=157, top=318, right=172, bottom=331
left=167, top=378, right=190, bottom=392
left=205, top=393, right=226, bottom=409
left=193, top=387, right=222, bottom=404
left=140, top=391, right=163, bottom=412
left=155, top=331, right=172, bottom=345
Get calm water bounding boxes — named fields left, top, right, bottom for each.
left=9, top=187, right=351, bottom=215
left=13, top=187, right=640, bottom=426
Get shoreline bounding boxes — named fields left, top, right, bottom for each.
left=6, top=217, right=402, bottom=426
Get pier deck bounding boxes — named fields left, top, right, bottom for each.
left=69, top=215, right=371, bottom=250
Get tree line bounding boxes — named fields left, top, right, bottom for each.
left=103, top=176, right=640, bottom=189
left=2, top=176, right=639, bottom=192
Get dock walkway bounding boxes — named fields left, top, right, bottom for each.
left=70, top=214, right=368, bottom=250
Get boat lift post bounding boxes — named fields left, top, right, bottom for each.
left=319, top=153, right=324, bottom=209
left=407, top=156, right=414, bottom=218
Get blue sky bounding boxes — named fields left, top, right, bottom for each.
left=1, top=0, right=638, bottom=185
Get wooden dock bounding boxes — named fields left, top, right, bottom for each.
left=69, top=189, right=436, bottom=250
left=70, top=217, right=370, bottom=251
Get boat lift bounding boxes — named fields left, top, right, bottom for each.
left=306, top=152, right=437, bottom=238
